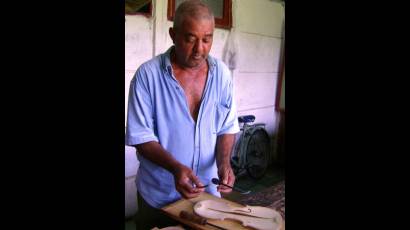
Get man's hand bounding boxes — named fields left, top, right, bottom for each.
left=136, top=142, right=205, bottom=199
left=172, top=163, right=206, bottom=199
left=217, top=163, right=235, bottom=193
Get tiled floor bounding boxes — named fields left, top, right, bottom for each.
left=125, top=164, right=285, bottom=230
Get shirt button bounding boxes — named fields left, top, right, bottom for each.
left=176, top=87, right=179, bottom=90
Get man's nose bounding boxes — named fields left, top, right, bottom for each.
left=193, top=40, right=204, bottom=53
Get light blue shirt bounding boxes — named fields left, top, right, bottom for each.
left=125, top=46, right=240, bottom=208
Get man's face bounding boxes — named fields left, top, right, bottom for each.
left=170, top=17, right=214, bottom=68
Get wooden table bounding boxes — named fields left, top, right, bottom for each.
left=161, top=192, right=285, bottom=230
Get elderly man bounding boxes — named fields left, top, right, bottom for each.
left=126, top=0, right=240, bottom=228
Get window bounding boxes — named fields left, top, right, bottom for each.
left=125, top=0, right=152, bottom=17
left=167, top=0, right=232, bottom=29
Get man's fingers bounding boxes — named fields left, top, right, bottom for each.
left=217, top=184, right=232, bottom=193
left=178, top=185, right=202, bottom=199
left=217, top=166, right=235, bottom=193
left=190, top=174, right=204, bottom=187
left=222, top=170, right=229, bottom=185
left=177, top=178, right=204, bottom=198
left=188, top=173, right=207, bottom=193
left=173, top=165, right=205, bottom=199
left=180, top=180, right=196, bottom=193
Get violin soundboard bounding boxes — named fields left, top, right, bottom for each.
left=161, top=192, right=285, bottom=230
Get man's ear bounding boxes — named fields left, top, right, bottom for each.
left=169, top=27, right=175, bottom=44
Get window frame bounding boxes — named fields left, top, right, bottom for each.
left=167, top=0, right=232, bottom=29
left=275, top=40, right=285, bottom=112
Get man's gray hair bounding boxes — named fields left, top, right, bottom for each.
left=173, top=0, right=215, bottom=31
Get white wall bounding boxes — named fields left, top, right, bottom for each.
left=125, top=0, right=284, bottom=217
left=234, top=0, right=284, bottom=162
left=124, top=14, right=154, bottom=219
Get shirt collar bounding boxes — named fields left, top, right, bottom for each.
left=162, top=46, right=217, bottom=76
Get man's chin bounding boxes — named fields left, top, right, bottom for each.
left=187, top=59, right=205, bottom=68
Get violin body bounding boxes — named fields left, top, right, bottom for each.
left=194, top=200, right=283, bottom=230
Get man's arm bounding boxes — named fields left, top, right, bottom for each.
left=215, top=134, right=236, bottom=193
left=135, top=141, right=205, bottom=199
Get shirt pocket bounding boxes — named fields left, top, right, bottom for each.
left=212, top=103, right=230, bottom=134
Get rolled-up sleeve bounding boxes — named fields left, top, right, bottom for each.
left=217, top=75, right=240, bottom=136
left=125, top=67, right=158, bottom=146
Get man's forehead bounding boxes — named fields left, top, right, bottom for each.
left=180, top=17, right=214, bottom=31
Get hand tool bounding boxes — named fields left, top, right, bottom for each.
left=211, top=178, right=251, bottom=194
left=179, top=210, right=227, bottom=230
